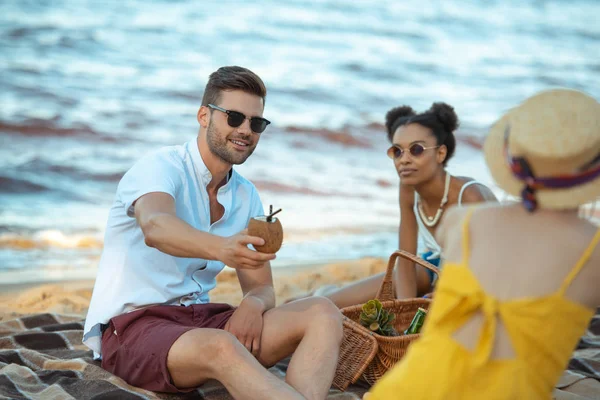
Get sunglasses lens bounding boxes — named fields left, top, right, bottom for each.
left=227, top=112, right=245, bottom=128
left=386, top=146, right=395, bottom=159
left=387, top=146, right=403, bottom=159
left=251, top=118, right=269, bottom=134
left=410, top=144, right=425, bottom=156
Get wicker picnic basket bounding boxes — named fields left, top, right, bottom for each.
left=333, top=250, right=439, bottom=390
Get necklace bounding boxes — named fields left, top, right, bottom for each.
left=417, top=172, right=451, bottom=227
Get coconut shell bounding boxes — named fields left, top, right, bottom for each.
left=248, top=216, right=283, bottom=253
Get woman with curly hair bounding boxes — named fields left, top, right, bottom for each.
left=288, top=102, right=496, bottom=307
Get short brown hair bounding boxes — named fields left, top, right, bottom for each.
left=201, top=66, right=267, bottom=107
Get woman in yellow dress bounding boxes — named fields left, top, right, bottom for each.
left=366, top=89, right=600, bottom=399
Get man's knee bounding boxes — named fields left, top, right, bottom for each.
left=304, top=297, right=344, bottom=340
left=170, top=329, right=245, bottom=372
left=168, top=329, right=250, bottom=388
left=211, top=330, right=246, bottom=359
left=309, top=296, right=342, bottom=318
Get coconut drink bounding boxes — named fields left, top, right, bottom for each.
left=248, top=205, right=283, bottom=253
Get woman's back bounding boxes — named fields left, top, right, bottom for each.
left=440, top=204, right=600, bottom=309
left=369, top=205, right=599, bottom=399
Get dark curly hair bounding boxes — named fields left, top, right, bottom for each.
left=384, top=102, right=459, bottom=165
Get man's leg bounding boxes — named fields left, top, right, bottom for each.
left=256, top=297, right=344, bottom=400
left=167, top=328, right=304, bottom=400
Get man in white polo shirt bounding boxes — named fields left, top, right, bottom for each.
left=83, top=66, right=343, bottom=400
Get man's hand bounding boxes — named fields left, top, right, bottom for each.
left=218, top=229, right=276, bottom=270
left=224, top=296, right=265, bottom=357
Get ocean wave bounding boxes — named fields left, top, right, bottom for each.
left=0, top=176, right=49, bottom=194
left=0, top=223, right=398, bottom=251
left=253, top=179, right=371, bottom=199
left=16, top=158, right=125, bottom=183
left=1, top=0, right=599, bottom=276
left=0, top=227, right=385, bottom=254
left=0, top=173, right=103, bottom=201
left=284, top=125, right=374, bottom=148
left=4, top=82, right=79, bottom=106
left=456, top=134, right=485, bottom=150
left=0, top=119, right=115, bottom=141
left=0, top=231, right=103, bottom=250
left=6, top=25, right=56, bottom=39
left=160, top=89, right=203, bottom=102
left=282, top=122, right=485, bottom=151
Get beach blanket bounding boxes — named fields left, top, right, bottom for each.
left=0, top=312, right=598, bottom=400
left=0, top=313, right=368, bottom=399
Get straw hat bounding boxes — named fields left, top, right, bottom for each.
left=484, top=89, right=600, bottom=211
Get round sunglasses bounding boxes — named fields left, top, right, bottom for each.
left=387, top=143, right=441, bottom=159
left=208, top=104, right=271, bottom=134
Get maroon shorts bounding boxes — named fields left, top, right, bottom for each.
left=101, top=303, right=235, bottom=393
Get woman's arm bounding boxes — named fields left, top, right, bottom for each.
left=285, top=185, right=424, bottom=308
left=301, top=185, right=420, bottom=308
left=393, top=184, right=420, bottom=298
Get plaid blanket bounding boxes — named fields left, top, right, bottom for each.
left=1, top=312, right=598, bottom=400
left=0, top=313, right=368, bottom=399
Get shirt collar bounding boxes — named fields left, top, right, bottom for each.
left=186, top=139, right=233, bottom=191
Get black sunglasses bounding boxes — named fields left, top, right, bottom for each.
left=207, top=104, right=271, bottom=134
left=387, top=143, right=440, bottom=159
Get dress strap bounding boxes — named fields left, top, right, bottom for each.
left=461, top=208, right=476, bottom=265
left=457, top=180, right=484, bottom=206
left=558, top=228, right=600, bottom=294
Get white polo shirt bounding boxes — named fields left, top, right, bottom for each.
left=83, top=139, right=264, bottom=358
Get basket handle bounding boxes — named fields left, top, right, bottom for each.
left=375, top=250, right=440, bottom=302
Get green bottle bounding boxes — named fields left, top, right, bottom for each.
left=404, top=307, right=427, bottom=335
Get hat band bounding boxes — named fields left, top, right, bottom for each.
left=504, top=125, right=600, bottom=212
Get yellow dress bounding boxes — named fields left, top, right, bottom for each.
left=369, top=211, right=599, bottom=400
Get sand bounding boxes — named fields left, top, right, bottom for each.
left=0, top=257, right=389, bottom=321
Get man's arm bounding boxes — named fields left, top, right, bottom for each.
left=134, top=192, right=276, bottom=269
left=237, top=263, right=276, bottom=311
left=224, top=262, right=276, bottom=356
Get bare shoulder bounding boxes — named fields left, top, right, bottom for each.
left=455, top=176, right=498, bottom=203
left=462, top=184, right=498, bottom=203
left=588, top=231, right=600, bottom=293
left=442, top=205, right=471, bottom=229
left=580, top=220, right=600, bottom=269
left=437, top=203, right=499, bottom=241
left=436, top=206, right=471, bottom=248
left=568, top=220, right=600, bottom=307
